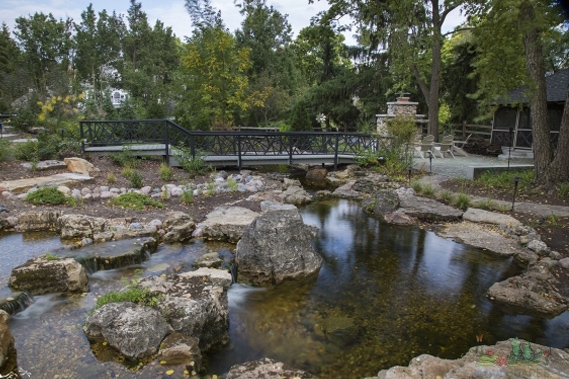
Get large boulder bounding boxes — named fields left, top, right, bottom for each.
left=226, top=357, right=313, bottom=379
left=17, top=210, right=63, bottom=232
left=279, top=186, right=313, bottom=205
left=0, top=310, right=16, bottom=374
left=9, top=256, right=88, bottom=295
left=197, top=207, right=259, bottom=243
left=83, top=302, right=171, bottom=361
left=162, top=211, right=195, bottom=243
left=306, top=168, right=327, bottom=180
left=362, top=189, right=400, bottom=217
left=137, top=268, right=232, bottom=352
left=487, top=260, right=569, bottom=316
left=64, top=157, right=100, bottom=175
left=373, top=339, right=569, bottom=379
left=57, top=214, right=106, bottom=239
left=462, top=208, right=522, bottom=226
left=235, top=208, right=323, bottom=285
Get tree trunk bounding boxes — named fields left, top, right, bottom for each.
left=428, top=35, right=442, bottom=141
left=521, top=1, right=551, bottom=184
left=549, top=86, right=569, bottom=183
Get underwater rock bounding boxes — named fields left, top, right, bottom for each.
left=322, top=316, right=359, bottom=347
left=226, top=357, right=312, bottom=379
left=0, top=310, right=17, bottom=374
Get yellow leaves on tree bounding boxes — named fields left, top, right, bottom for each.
left=181, top=27, right=269, bottom=129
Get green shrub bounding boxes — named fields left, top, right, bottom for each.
left=159, top=162, right=173, bottom=180
left=181, top=188, right=194, bottom=204
left=122, top=166, right=134, bottom=179
left=438, top=190, right=453, bottom=204
left=44, top=253, right=60, bottom=261
left=25, top=188, right=66, bottom=205
left=0, top=139, right=12, bottom=162
left=411, top=181, right=423, bottom=193
left=421, top=183, right=435, bottom=197
left=109, top=146, right=138, bottom=168
left=109, top=192, right=164, bottom=210
left=14, top=140, right=40, bottom=161
left=94, top=271, right=162, bottom=311
left=129, top=171, right=143, bottom=189
left=107, top=172, right=116, bottom=184
left=227, top=177, right=238, bottom=192
left=476, top=169, right=533, bottom=190
left=559, top=183, right=569, bottom=198
left=174, top=147, right=211, bottom=177
left=453, top=193, right=471, bottom=210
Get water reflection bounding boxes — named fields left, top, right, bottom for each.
left=208, top=199, right=568, bottom=378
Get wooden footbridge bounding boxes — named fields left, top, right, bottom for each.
left=80, top=119, right=378, bottom=169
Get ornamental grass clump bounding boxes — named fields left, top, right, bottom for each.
left=109, top=192, right=164, bottom=210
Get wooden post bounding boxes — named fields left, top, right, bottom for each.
left=462, top=120, right=467, bottom=140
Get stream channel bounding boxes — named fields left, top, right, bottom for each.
left=1, top=198, right=568, bottom=378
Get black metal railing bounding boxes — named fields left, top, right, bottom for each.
left=80, top=119, right=377, bottom=168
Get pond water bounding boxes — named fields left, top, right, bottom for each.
left=1, top=199, right=568, bottom=379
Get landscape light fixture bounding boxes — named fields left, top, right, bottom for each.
left=428, top=151, right=433, bottom=173
left=407, top=166, right=413, bottom=186
left=508, top=127, right=514, bottom=171
left=61, top=128, right=65, bottom=139
left=511, top=176, right=521, bottom=211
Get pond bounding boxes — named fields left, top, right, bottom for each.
left=1, top=199, right=568, bottom=378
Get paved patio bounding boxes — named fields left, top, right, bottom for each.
left=412, top=154, right=534, bottom=179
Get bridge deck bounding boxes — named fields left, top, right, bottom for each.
left=84, top=144, right=356, bottom=167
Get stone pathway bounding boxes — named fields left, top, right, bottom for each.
left=0, top=173, right=94, bottom=194
left=413, top=154, right=533, bottom=179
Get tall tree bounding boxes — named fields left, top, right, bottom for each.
left=0, top=23, right=25, bottom=112
left=234, top=0, right=298, bottom=126
left=469, top=0, right=569, bottom=186
left=178, top=0, right=261, bottom=129
left=14, top=12, right=74, bottom=98
left=320, top=0, right=467, bottom=139
left=74, top=6, right=124, bottom=104
left=118, top=0, right=178, bottom=118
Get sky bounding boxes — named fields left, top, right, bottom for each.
left=0, top=0, right=466, bottom=46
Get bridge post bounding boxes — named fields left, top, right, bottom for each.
left=334, top=134, right=339, bottom=170
left=237, top=134, right=242, bottom=169
left=288, top=134, right=293, bottom=165
left=165, top=120, right=170, bottom=165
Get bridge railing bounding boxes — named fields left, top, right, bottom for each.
left=80, top=119, right=377, bottom=168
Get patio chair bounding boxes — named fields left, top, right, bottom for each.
left=433, top=135, right=456, bottom=158
left=415, top=135, right=436, bottom=159
left=452, top=133, right=471, bottom=156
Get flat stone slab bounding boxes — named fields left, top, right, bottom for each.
left=54, top=237, right=157, bottom=273
left=399, top=194, right=463, bottom=221
left=435, top=221, right=536, bottom=263
left=0, top=173, right=94, bottom=194
left=21, top=160, right=67, bottom=171
left=463, top=208, right=522, bottom=226
left=198, top=206, right=260, bottom=242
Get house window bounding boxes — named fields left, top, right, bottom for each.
left=493, top=108, right=517, bottom=130
left=112, top=92, right=121, bottom=105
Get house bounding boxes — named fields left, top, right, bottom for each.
left=491, top=68, right=568, bottom=158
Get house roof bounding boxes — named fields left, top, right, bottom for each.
left=504, top=68, right=569, bottom=104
